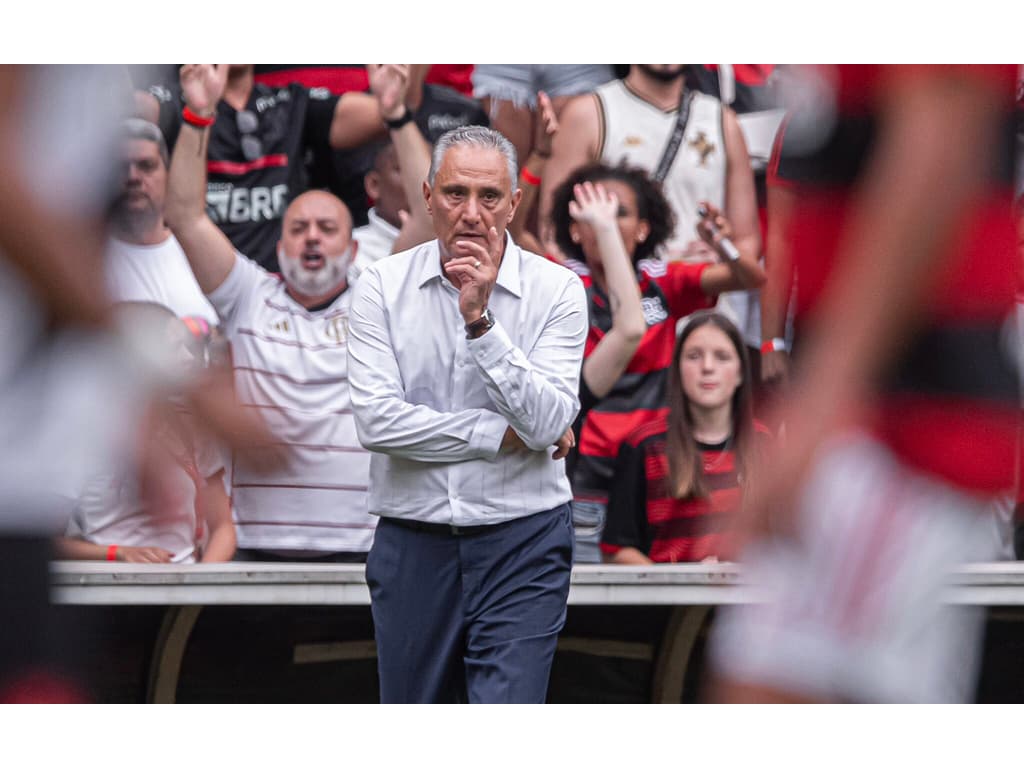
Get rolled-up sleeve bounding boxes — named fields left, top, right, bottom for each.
left=468, top=273, right=588, bottom=450
left=348, top=267, right=508, bottom=462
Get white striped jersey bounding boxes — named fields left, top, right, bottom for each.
left=208, top=255, right=375, bottom=553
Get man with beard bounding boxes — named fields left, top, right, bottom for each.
left=105, top=118, right=217, bottom=324
left=166, top=64, right=378, bottom=561
left=540, top=64, right=760, bottom=265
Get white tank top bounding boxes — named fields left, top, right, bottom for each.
left=596, top=80, right=727, bottom=258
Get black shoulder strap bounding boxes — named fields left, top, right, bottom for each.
left=652, top=89, right=695, bottom=184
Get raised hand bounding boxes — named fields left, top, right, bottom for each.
left=568, top=181, right=619, bottom=230
left=179, top=64, right=228, bottom=117
left=695, top=200, right=737, bottom=261
left=367, top=64, right=411, bottom=121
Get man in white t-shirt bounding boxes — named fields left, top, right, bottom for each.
left=106, top=119, right=217, bottom=324
left=165, top=64, right=400, bottom=561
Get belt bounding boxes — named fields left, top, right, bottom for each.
left=385, top=516, right=516, bottom=537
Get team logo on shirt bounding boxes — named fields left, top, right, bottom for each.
left=640, top=296, right=668, bottom=326
left=325, top=316, right=348, bottom=344
left=688, top=132, right=716, bottom=166
left=271, top=318, right=291, bottom=334
left=624, top=135, right=645, bottom=146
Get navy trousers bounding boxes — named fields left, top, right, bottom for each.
left=366, top=503, right=574, bottom=703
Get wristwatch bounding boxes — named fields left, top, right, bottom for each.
left=384, top=107, right=415, bottom=130
left=465, top=308, right=495, bottom=339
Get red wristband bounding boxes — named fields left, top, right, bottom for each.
left=106, top=545, right=119, bottom=562
left=182, top=106, right=216, bottom=128
left=520, top=167, right=541, bottom=187
left=760, top=338, right=786, bottom=355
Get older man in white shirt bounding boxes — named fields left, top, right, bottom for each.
left=348, top=125, right=587, bottom=703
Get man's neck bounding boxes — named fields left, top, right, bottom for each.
left=286, top=280, right=347, bottom=311
left=112, top=221, right=171, bottom=247
left=625, top=70, right=684, bottom=111
left=689, top=405, right=733, bottom=445
left=223, top=66, right=255, bottom=112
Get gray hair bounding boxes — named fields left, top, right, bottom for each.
left=428, top=126, right=519, bottom=194
left=121, top=117, right=169, bottom=167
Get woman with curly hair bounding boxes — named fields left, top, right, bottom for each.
left=549, top=162, right=765, bottom=561
left=602, top=310, right=770, bottom=563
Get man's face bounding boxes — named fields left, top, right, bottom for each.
left=277, top=191, right=354, bottom=299
left=424, top=144, right=521, bottom=262
left=365, top=144, right=408, bottom=229
left=114, top=138, right=167, bottom=222
left=637, top=64, right=686, bottom=83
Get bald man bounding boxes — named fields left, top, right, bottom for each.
left=166, top=64, right=376, bottom=561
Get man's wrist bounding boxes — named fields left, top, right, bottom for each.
left=465, top=308, right=495, bottom=339
left=182, top=105, right=216, bottom=128
left=384, top=106, right=414, bottom=130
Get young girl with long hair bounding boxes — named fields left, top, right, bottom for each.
left=601, top=310, right=770, bottom=563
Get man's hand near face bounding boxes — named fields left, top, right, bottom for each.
left=444, top=225, right=502, bottom=324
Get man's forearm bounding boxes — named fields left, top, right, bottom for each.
left=469, top=321, right=584, bottom=451
left=352, top=399, right=507, bottom=462
left=165, top=122, right=209, bottom=232
left=388, top=120, right=434, bottom=251
left=164, top=109, right=236, bottom=294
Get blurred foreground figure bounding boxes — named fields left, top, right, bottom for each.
left=0, top=65, right=157, bottom=701
left=708, top=65, right=1020, bottom=702
left=0, top=66, right=273, bottom=701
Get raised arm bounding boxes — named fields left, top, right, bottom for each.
left=347, top=267, right=510, bottom=462
left=697, top=108, right=766, bottom=295
left=539, top=94, right=600, bottom=249
left=367, top=64, right=434, bottom=253
left=509, top=90, right=558, bottom=253
left=163, top=64, right=237, bottom=295
left=760, top=182, right=797, bottom=386
left=571, top=182, right=646, bottom=399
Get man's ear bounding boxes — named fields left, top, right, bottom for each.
left=364, top=170, right=381, bottom=203
left=507, top=187, right=523, bottom=225
left=422, top=181, right=433, bottom=215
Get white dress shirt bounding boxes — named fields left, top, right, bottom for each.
left=348, top=234, right=588, bottom=526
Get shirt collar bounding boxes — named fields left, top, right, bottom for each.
left=367, top=207, right=400, bottom=239
left=417, top=232, right=523, bottom=299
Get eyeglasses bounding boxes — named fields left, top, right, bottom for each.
left=236, top=109, right=263, bottom=162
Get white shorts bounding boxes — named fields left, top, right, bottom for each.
left=709, top=431, right=998, bottom=702
left=472, top=65, right=615, bottom=107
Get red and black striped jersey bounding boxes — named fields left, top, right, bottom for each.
left=767, top=64, right=1020, bottom=493
left=601, top=414, right=771, bottom=563
left=569, top=258, right=712, bottom=503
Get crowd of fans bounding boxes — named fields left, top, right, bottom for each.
left=2, top=62, right=1021, bottom=704
left=44, top=63, right=1022, bottom=568
left=45, top=63, right=792, bottom=565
